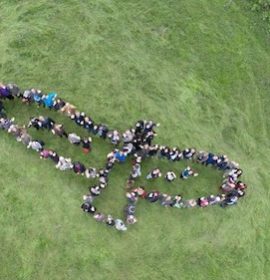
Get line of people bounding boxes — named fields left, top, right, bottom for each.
left=0, top=83, right=133, bottom=231
left=28, top=116, right=92, bottom=154
left=0, top=83, right=248, bottom=231
left=0, top=83, right=122, bottom=146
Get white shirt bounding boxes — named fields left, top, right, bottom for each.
left=166, top=172, right=176, bottom=181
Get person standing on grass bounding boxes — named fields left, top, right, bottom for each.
left=106, top=215, right=115, bottom=226
left=82, top=137, right=92, bottom=154
left=107, top=130, right=121, bottom=145
left=122, top=128, right=135, bottom=143
left=81, top=202, right=96, bottom=214
left=0, top=84, right=14, bottom=100
left=40, top=149, right=53, bottom=159
left=61, top=103, right=76, bottom=117
left=48, top=151, right=59, bottom=164
left=145, top=191, right=160, bottom=203
left=27, top=139, right=44, bottom=152
left=130, top=163, right=141, bottom=179
left=115, top=219, right=127, bottom=231
left=183, top=148, right=196, bottom=159
left=146, top=168, right=162, bottom=179
left=40, top=116, right=55, bottom=130
left=126, top=215, right=137, bottom=225
left=114, top=150, right=127, bottom=163
left=51, top=123, right=68, bottom=138
left=185, top=199, right=197, bottom=208
left=28, top=117, right=42, bottom=130
left=6, top=83, right=20, bottom=98
left=204, top=153, right=219, bottom=166
left=42, top=92, right=57, bottom=108
left=220, top=194, right=238, bottom=208
left=73, top=161, right=86, bottom=175
left=165, top=171, right=176, bottom=182
left=83, top=116, right=94, bottom=132
left=159, top=194, right=174, bottom=207
left=198, top=197, right=209, bottom=207
left=68, top=133, right=81, bottom=145
left=180, top=166, right=198, bottom=179
left=93, top=212, right=106, bottom=222
left=171, top=195, right=183, bottom=208
left=90, top=185, right=101, bottom=196
left=55, top=156, right=73, bottom=171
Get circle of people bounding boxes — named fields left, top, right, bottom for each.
left=0, top=83, right=247, bottom=232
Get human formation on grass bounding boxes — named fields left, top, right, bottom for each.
left=0, top=83, right=248, bottom=231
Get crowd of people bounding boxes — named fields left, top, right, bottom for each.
left=0, top=83, right=248, bottom=231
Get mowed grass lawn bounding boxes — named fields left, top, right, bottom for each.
left=0, top=0, right=270, bottom=279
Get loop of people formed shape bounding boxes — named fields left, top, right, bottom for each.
left=0, top=83, right=247, bottom=232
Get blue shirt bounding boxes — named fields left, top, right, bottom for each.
left=43, top=92, right=57, bottom=108
left=115, top=152, right=126, bottom=162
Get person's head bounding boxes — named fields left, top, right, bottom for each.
left=126, top=215, right=137, bottom=224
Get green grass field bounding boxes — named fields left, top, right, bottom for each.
left=0, top=0, right=270, bottom=279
